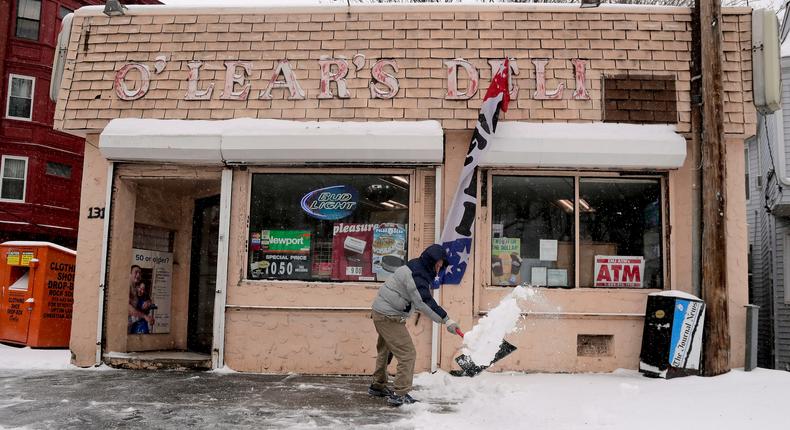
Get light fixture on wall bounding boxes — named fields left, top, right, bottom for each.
left=554, top=199, right=595, bottom=213
left=579, top=199, right=595, bottom=213
left=103, top=0, right=128, bottom=17
left=390, top=175, right=409, bottom=186
left=556, top=199, right=575, bottom=214
left=580, top=0, right=602, bottom=8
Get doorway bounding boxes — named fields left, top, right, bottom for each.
left=188, top=195, right=220, bottom=354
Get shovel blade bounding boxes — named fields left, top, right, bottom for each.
left=452, top=340, right=517, bottom=377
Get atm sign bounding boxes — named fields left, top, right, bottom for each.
left=593, top=256, right=644, bottom=288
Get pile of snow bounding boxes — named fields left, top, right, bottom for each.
left=394, top=368, right=790, bottom=429
left=461, top=285, right=539, bottom=366
left=0, top=343, right=73, bottom=370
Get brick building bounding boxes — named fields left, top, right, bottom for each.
left=51, top=3, right=755, bottom=374
left=0, top=0, right=159, bottom=248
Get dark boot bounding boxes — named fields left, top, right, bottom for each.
left=368, top=384, right=393, bottom=398
left=387, top=393, right=417, bottom=407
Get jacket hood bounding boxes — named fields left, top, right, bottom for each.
left=412, top=244, right=449, bottom=276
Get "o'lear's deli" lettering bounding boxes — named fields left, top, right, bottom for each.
left=114, top=55, right=590, bottom=103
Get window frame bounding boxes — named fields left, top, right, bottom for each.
left=744, top=142, right=750, bottom=201
left=0, top=155, right=29, bottom=203
left=45, top=161, right=72, bottom=179
left=784, top=233, right=790, bottom=305
left=6, top=74, right=35, bottom=121
left=242, top=166, right=420, bottom=286
left=15, top=0, right=42, bottom=41
left=479, top=169, right=669, bottom=291
left=58, top=5, right=73, bottom=20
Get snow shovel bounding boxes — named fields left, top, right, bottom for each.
left=450, top=328, right=517, bottom=377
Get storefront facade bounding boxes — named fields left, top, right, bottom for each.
left=56, top=4, right=755, bottom=373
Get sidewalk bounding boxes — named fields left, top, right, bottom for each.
left=2, top=343, right=789, bottom=429
left=0, top=368, right=410, bottom=429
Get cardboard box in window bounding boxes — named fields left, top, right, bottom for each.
left=555, top=241, right=618, bottom=287
left=582, top=242, right=619, bottom=287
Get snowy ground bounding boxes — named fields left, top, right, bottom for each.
left=0, top=344, right=74, bottom=370
left=1, top=343, right=789, bottom=429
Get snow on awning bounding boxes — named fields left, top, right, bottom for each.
left=481, top=122, right=687, bottom=170
left=99, top=119, right=444, bottom=165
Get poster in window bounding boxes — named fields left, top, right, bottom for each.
left=250, top=230, right=311, bottom=280
left=373, top=223, right=407, bottom=281
left=129, top=248, right=172, bottom=334
left=593, top=255, right=644, bottom=288
left=331, top=223, right=375, bottom=281
left=491, top=237, right=522, bottom=286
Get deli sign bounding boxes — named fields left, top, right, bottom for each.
left=113, top=55, right=590, bottom=103
left=593, top=256, right=644, bottom=288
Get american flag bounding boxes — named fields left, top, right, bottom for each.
left=437, top=59, right=510, bottom=287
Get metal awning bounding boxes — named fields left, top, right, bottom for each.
left=481, top=122, right=687, bottom=170
left=99, top=118, right=444, bottom=165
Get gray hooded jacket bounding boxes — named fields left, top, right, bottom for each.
left=371, top=244, right=450, bottom=324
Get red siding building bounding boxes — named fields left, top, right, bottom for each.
left=0, top=0, right=158, bottom=248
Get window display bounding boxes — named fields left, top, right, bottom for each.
left=248, top=173, right=410, bottom=282
left=490, top=174, right=664, bottom=289
left=580, top=178, right=662, bottom=289
left=490, top=176, right=575, bottom=287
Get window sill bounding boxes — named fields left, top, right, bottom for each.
left=239, top=279, right=381, bottom=289
left=5, top=115, right=33, bottom=122
left=483, top=285, right=665, bottom=293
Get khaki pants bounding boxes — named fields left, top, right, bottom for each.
left=371, top=311, right=416, bottom=395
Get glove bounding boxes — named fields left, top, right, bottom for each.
left=445, top=319, right=461, bottom=336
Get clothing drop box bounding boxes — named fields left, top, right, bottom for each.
left=0, top=242, right=76, bottom=347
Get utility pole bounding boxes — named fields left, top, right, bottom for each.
left=698, top=0, right=731, bottom=376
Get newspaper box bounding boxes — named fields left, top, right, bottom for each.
left=639, top=291, right=705, bottom=379
left=0, top=241, right=76, bottom=347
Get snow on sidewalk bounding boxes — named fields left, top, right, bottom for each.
left=394, top=368, right=790, bottom=430
left=0, top=343, right=73, bottom=370
left=3, top=342, right=789, bottom=430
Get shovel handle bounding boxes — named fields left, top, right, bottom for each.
left=455, top=328, right=465, bottom=338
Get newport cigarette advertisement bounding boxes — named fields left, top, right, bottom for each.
left=250, top=229, right=311, bottom=280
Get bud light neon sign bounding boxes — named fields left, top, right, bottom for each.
left=300, top=185, right=358, bottom=220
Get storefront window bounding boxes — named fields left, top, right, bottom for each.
left=491, top=176, right=575, bottom=287
left=490, top=174, right=664, bottom=289
left=248, top=173, right=410, bottom=282
left=580, top=178, right=662, bottom=289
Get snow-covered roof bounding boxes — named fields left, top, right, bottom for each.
left=99, top=118, right=444, bottom=165
left=2, top=241, right=76, bottom=255
left=481, top=122, right=687, bottom=170
left=73, top=1, right=730, bottom=16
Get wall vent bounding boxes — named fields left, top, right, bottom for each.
left=577, top=334, right=613, bottom=357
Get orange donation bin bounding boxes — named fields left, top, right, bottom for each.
left=0, top=241, right=76, bottom=347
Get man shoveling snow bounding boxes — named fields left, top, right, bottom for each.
left=369, top=244, right=463, bottom=406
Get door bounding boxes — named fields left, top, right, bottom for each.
left=0, top=265, right=34, bottom=344
left=187, top=195, right=220, bottom=354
